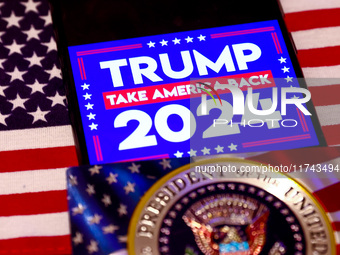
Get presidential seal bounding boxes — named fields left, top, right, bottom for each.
left=128, top=158, right=335, bottom=255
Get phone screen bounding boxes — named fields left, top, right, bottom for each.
left=50, top=0, right=325, bottom=165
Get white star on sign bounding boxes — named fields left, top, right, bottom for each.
left=81, top=83, right=90, bottom=90
left=172, top=38, right=181, bottom=44
left=28, top=106, right=49, bottom=123
left=147, top=41, right=155, bottom=48
left=23, top=25, right=42, bottom=41
left=22, top=0, right=41, bottom=13
left=25, top=52, right=44, bottom=67
left=72, top=232, right=83, bottom=245
left=159, top=39, right=168, bottom=46
left=42, top=38, right=56, bottom=53
left=5, top=41, right=24, bottom=55
left=278, top=56, right=286, bottom=64
left=72, top=203, right=85, bottom=215
left=185, top=36, right=193, bottom=43
left=174, top=151, right=183, bottom=158
left=83, top=92, right=92, bottom=100
left=85, top=102, right=94, bottom=110
left=201, top=147, right=211, bottom=155
left=87, top=240, right=99, bottom=254
left=290, top=95, right=299, bottom=99
left=128, top=163, right=141, bottom=173
left=48, top=91, right=66, bottom=107
left=124, top=181, right=136, bottom=194
left=285, top=76, right=293, bottom=82
left=102, top=224, right=119, bottom=234
left=89, top=122, right=98, bottom=130
left=281, top=66, right=290, bottom=73
left=102, top=194, right=112, bottom=207
left=215, top=145, right=224, bottom=153
left=159, top=158, right=172, bottom=170
left=89, top=165, right=102, bottom=175
left=197, top=34, right=206, bottom=41
left=88, top=214, right=102, bottom=225
left=87, top=112, right=96, bottom=120
left=118, top=204, right=128, bottom=216
left=188, top=148, right=197, bottom=156
left=86, top=184, right=95, bottom=196
left=228, top=143, right=238, bottom=151
left=106, top=172, right=118, bottom=184
left=3, top=12, right=23, bottom=28
left=9, top=94, right=28, bottom=110
left=46, top=65, right=61, bottom=79
left=27, top=80, right=46, bottom=95
left=7, top=67, right=26, bottom=82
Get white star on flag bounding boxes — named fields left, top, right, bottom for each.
left=25, top=52, right=44, bottom=67
left=201, top=147, right=210, bottom=155
left=197, top=34, right=206, bottom=41
left=89, top=165, right=102, bottom=175
left=0, top=113, right=9, bottom=126
left=159, top=158, right=172, bottom=169
left=172, top=38, right=181, bottom=44
left=3, top=12, right=22, bottom=28
left=86, top=184, right=95, bottom=196
left=7, top=67, right=26, bottom=82
left=106, top=172, right=118, bottom=184
left=88, top=214, right=102, bottom=224
left=69, top=175, right=78, bottom=186
left=28, top=106, right=49, bottom=123
left=87, top=240, right=99, bottom=254
left=160, top=39, right=168, bottom=46
left=147, top=41, right=155, bottom=48
left=228, top=143, right=238, bottom=151
left=42, top=38, right=56, bottom=53
left=9, top=94, right=28, bottom=110
left=72, top=232, right=83, bottom=245
left=22, top=0, right=41, bottom=13
left=72, top=204, right=85, bottom=215
left=102, top=224, right=119, bottom=234
left=118, top=204, right=128, bottom=216
left=27, top=80, right=46, bottom=94
left=5, top=40, right=24, bottom=55
left=124, top=181, right=136, bottom=194
left=101, top=194, right=112, bottom=207
left=278, top=56, right=287, bottom=63
left=48, top=91, right=66, bottom=107
left=87, top=112, right=96, bottom=120
left=23, top=25, right=42, bottom=40
left=46, top=65, right=61, bottom=79
left=128, top=163, right=141, bottom=173
left=185, top=36, right=193, bottom=43
left=89, top=122, right=98, bottom=130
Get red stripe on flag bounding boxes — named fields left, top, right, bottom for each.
left=314, top=182, right=340, bottom=212
left=0, top=235, right=71, bottom=255
left=248, top=147, right=340, bottom=166
left=333, top=221, right=340, bottom=231
left=337, top=244, right=340, bottom=255
left=285, top=8, right=340, bottom=32
left=298, top=46, right=340, bottom=68
left=309, top=85, right=340, bottom=106
left=322, top=125, right=340, bottom=146
left=0, top=190, right=68, bottom=216
left=0, top=146, right=78, bottom=172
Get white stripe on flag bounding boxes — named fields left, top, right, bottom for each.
left=305, top=78, right=340, bottom=87
left=303, top=65, right=340, bottom=79
left=335, top=231, right=340, bottom=245
left=292, top=26, right=340, bottom=50
left=316, top=104, right=340, bottom=126
left=0, top=125, right=75, bottom=151
left=0, top=212, right=70, bottom=239
left=280, top=0, right=340, bottom=13
left=0, top=168, right=67, bottom=195
left=328, top=211, right=340, bottom=222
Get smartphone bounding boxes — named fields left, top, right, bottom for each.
left=49, top=0, right=326, bottom=165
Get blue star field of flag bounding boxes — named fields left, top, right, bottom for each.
left=67, top=157, right=190, bottom=255
left=0, top=0, right=69, bottom=130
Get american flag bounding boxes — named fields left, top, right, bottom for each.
left=0, top=0, right=339, bottom=254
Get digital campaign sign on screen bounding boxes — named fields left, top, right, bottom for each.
left=68, top=20, right=322, bottom=164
